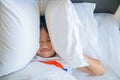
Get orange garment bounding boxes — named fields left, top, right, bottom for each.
left=41, top=60, right=64, bottom=69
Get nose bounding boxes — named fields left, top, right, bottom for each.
left=40, top=41, right=49, bottom=49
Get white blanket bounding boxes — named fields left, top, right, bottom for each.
left=0, top=62, right=77, bottom=80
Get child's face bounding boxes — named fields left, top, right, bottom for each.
left=37, top=28, right=55, bottom=58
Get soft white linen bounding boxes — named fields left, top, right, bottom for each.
left=96, top=13, right=120, bottom=78
left=72, top=13, right=120, bottom=80
left=74, top=3, right=100, bottom=60
left=0, top=62, right=77, bottom=80
left=1, top=13, right=120, bottom=80
left=45, top=0, right=88, bottom=68
left=1, top=0, right=120, bottom=79
left=0, top=0, right=40, bottom=77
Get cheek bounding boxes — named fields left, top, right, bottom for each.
left=48, top=43, right=53, bottom=49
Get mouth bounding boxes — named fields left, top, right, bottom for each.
left=40, top=49, right=50, bottom=53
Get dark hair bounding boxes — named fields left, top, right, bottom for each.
left=40, top=16, right=48, bottom=32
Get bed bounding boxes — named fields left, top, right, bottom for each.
left=72, top=0, right=120, bottom=80
left=0, top=0, right=120, bottom=80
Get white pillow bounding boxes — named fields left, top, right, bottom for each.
left=74, top=3, right=100, bottom=59
left=45, top=0, right=88, bottom=68
left=0, top=0, right=40, bottom=77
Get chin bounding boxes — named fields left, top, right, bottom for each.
left=43, top=53, right=53, bottom=58
left=42, top=55, right=51, bottom=58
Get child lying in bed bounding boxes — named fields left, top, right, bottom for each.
left=33, top=16, right=105, bottom=76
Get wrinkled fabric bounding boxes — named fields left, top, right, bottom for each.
left=0, top=0, right=40, bottom=77
left=45, top=0, right=88, bottom=68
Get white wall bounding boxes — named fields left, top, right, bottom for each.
left=114, top=5, right=120, bottom=26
